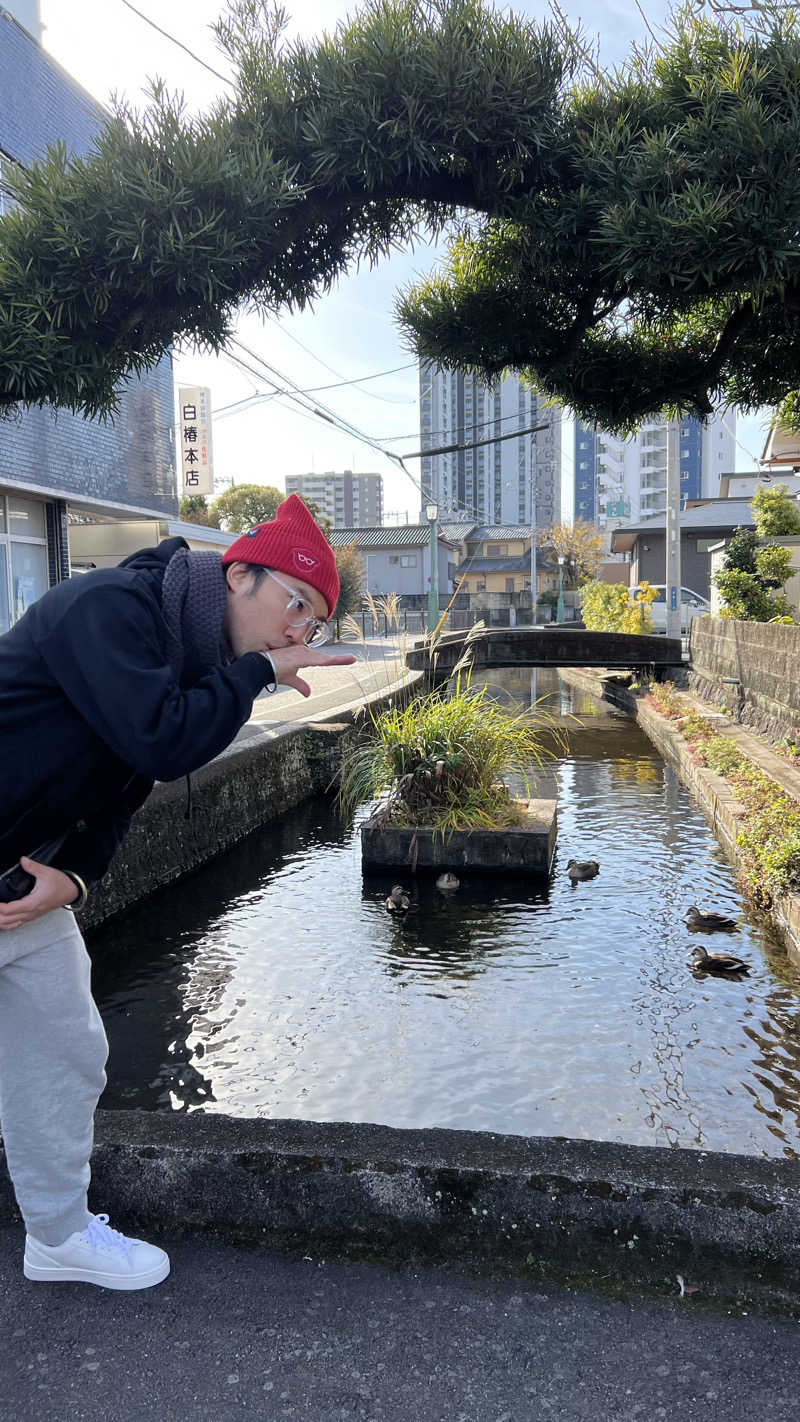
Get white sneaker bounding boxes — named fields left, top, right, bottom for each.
left=23, top=1212, right=170, bottom=1290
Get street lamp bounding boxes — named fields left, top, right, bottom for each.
left=425, top=501, right=440, bottom=633
left=556, top=554, right=566, bottom=624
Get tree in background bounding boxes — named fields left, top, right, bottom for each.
left=3, top=2, right=800, bottom=432
left=538, top=521, right=604, bottom=587
left=177, top=494, right=214, bottom=525
left=714, top=519, right=795, bottom=622
left=751, top=483, right=800, bottom=538
left=333, top=542, right=366, bottom=625
left=210, top=483, right=283, bottom=532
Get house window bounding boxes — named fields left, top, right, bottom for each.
left=400, top=555, right=417, bottom=568
left=681, top=471, right=690, bottom=481
left=389, top=555, right=399, bottom=564
left=505, top=578, right=515, bottom=593
left=476, top=579, right=486, bottom=592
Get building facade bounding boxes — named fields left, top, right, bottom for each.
left=284, top=470, right=383, bottom=527
left=0, top=4, right=176, bottom=632
left=573, top=413, right=736, bottom=539
left=419, top=362, right=562, bottom=531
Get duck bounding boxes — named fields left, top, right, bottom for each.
left=689, top=945, right=750, bottom=976
left=685, top=905, right=737, bottom=932
left=436, top=872, right=460, bottom=892
left=566, top=859, right=599, bottom=882
left=384, top=884, right=411, bottom=914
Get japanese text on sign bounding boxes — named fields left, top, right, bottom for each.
left=177, top=386, right=214, bottom=496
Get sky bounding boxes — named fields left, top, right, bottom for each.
left=38, top=0, right=771, bottom=522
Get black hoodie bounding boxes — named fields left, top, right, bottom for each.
left=0, top=537, right=272, bottom=884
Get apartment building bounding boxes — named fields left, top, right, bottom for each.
left=573, top=413, right=736, bottom=539
left=419, top=362, right=562, bottom=530
left=284, top=470, right=383, bottom=527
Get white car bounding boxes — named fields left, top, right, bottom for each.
left=630, top=584, right=710, bottom=634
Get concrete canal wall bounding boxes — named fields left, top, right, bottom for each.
left=558, top=662, right=800, bottom=962
left=689, top=616, right=800, bottom=744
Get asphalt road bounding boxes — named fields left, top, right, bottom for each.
left=1, top=1225, right=798, bottom=1422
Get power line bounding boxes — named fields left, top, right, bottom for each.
left=219, top=339, right=555, bottom=526
left=118, top=0, right=235, bottom=87
left=264, top=316, right=415, bottom=403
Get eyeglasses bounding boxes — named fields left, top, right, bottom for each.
left=265, top=570, right=331, bottom=647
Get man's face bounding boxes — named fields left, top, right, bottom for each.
left=223, top=563, right=329, bottom=659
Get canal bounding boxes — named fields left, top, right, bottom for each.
left=90, top=669, right=800, bottom=1158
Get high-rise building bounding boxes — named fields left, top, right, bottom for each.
left=419, top=363, right=562, bottom=530
left=573, top=412, right=736, bottom=536
left=284, top=470, right=383, bottom=527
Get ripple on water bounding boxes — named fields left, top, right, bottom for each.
left=90, top=672, right=800, bottom=1157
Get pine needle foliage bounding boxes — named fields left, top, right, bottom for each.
left=3, top=2, right=800, bottom=427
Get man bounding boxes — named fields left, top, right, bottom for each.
left=0, top=494, right=355, bottom=1290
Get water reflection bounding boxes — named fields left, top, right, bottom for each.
left=89, top=669, right=800, bottom=1156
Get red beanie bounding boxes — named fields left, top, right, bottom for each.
left=221, top=494, right=339, bottom=617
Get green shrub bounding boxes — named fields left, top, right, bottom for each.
left=338, top=670, right=565, bottom=834
left=580, top=580, right=655, bottom=634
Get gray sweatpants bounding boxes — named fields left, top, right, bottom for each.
left=0, top=909, right=108, bottom=1245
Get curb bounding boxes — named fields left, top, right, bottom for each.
left=3, top=1112, right=800, bottom=1310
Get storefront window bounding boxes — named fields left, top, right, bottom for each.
left=11, top=542, right=48, bottom=622
left=0, top=546, right=9, bottom=634
left=0, top=493, right=50, bottom=629
left=9, top=496, right=46, bottom=539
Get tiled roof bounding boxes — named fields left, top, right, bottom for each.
left=459, top=555, right=534, bottom=573
left=439, top=522, right=477, bottom=541
left=329, top=525, right=458, bottom=549
left=613, top=499, right=755, bottom=535
left=467, top=524, right=533, bottom=540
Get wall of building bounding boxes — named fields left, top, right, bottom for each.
left=419, top=363, right=562, bottom=531
left=285, top=471, right=383, bottom=527
left=571, top=413, right=736, bottom=540
left=0, top=10, right=176, bottom=527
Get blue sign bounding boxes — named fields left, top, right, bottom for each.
left=670, top=586, right=677, bottom=611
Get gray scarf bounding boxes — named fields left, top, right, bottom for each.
left=161, top=548, right=230, bottom=685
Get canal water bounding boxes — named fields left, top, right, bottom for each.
left=90, top=669, right=800, bottom=1158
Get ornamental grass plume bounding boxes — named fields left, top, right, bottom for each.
left=337, top=662, right=566, bottom=835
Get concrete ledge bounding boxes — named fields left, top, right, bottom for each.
left=3, top=1112, right=800, bottom=1309
left=360, top=799, right=557, bottom=873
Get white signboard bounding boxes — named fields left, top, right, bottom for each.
left=178, top=386, right=214, bottom=495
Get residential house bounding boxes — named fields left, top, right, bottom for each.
left=610, top=499, right=756, bottom=600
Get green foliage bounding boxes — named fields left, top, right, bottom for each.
left=333, top=541, right=365, bottom=621
left=751, top=483, right=800, bottom=537
left=721, top=526, right=757, bottom=574
left=338, top=669, right=564, bottom=833
left=650, top=697, right=800, bottom=910
left=178, top=494, right=215, bottom=525
left=714, top=540, right=794, bottom=621
left=210, top=483, right=283, bottom=532
left=580, top=579, right=655, bottom=634
left=1, top=2, right=800, bottom=427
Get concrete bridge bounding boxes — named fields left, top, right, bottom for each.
left=405, top=626, right=683, bottom=674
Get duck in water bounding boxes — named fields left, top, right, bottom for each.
left=689, top=945, right=750, bottom=976
left=436, top=872, right=460, bottom=892
left=566, top=859, right=599, bottom=883
left=685, top=905, right=737, bottom=932
left=384, top=884, right=411, bottom=914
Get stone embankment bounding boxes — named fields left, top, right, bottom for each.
left=558, top=657, right=800, bottom=962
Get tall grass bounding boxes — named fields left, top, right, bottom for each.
left=338, top=665, right=566, bottom=834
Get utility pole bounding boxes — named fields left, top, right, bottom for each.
left=665, top=418, right=682, bottom=640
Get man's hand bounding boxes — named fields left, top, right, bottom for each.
left=0, top=858, right=79, bottom=931
left=264, top=646, right=356, bottom=699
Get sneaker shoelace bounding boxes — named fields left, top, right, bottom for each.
left=80, top=1213, right=134, bottom=1259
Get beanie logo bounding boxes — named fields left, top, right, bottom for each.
left=293, top=547, right=319, bottom=573
left=245, top=526, right=262, bottom=538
